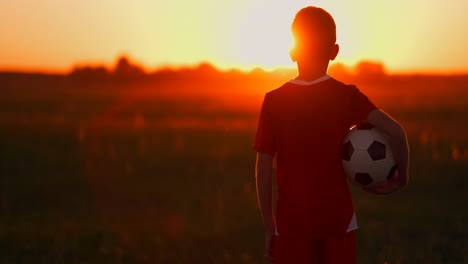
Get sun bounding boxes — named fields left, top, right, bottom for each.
left=225, top=2, right=311, bottom=70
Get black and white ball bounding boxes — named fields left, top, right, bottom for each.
left=342, top=122, right=398, bottom=187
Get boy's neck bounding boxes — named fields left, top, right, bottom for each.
left=296, top=62, right=329, bottom=82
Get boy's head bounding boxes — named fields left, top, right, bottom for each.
left=290, top=6, right=339, bottom=64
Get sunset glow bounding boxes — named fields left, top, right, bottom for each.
left=0, top=0, right=467, bottom=73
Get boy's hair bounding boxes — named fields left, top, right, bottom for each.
left=292, top=6, right=336, bottom=51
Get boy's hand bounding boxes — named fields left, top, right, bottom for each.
left=363, top=180, right=403, bottom=194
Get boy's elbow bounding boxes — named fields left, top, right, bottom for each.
left=387, top=122, right=406, bottom=140
left=395, top=125, right=407, bottom=140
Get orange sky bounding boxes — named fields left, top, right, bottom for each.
left=0, top=0, right=467, bottom=73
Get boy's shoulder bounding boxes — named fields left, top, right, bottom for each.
left=265, top=77, right=355, bottom=98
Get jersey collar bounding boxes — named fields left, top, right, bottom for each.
left=288, top=75, right=332, bottom=86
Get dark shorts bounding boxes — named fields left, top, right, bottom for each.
left=273, top=231, right=356, bottom=264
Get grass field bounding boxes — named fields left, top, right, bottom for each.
left=0, top=72, right=467, bottom=263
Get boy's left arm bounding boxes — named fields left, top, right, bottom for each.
left=364, top=109, right=410, bottom=194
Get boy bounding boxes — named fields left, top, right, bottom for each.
left=254, top=6, right=409, bottom=264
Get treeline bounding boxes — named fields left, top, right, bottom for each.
left=68, top=55, right=390, bottom=82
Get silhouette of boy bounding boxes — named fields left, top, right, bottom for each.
left=254, top=6, right=409, bottom=264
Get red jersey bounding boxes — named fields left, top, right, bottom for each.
left=254, top=76, right=377, bottom=239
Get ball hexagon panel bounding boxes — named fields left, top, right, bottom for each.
left=368, top=141, right=386, bottom=160
left=347, top=150, right=372, bottom=173
left=347, top=129, right=375, bottom=151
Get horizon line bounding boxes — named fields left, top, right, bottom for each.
left=1, top=60, right=468, bottom=76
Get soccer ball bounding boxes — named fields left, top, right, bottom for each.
left=342, top=121, right=398, bottom=187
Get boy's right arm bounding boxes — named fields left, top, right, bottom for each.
left=365, top=109, right=410, bottom=194
left=255, top=152, right=276, bottom=262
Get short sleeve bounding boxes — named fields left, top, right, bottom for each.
left=348, top=85, right=377, bottom=126
left=253, top=94, right=277, bottom=156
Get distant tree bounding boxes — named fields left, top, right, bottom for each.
left=113, top=56, right=146, bottom=80
left=355, top=61, right=386, bottom=79
left=196, top=62, right=218, bottom=74
left=189, top=62, right=219, bottom=79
